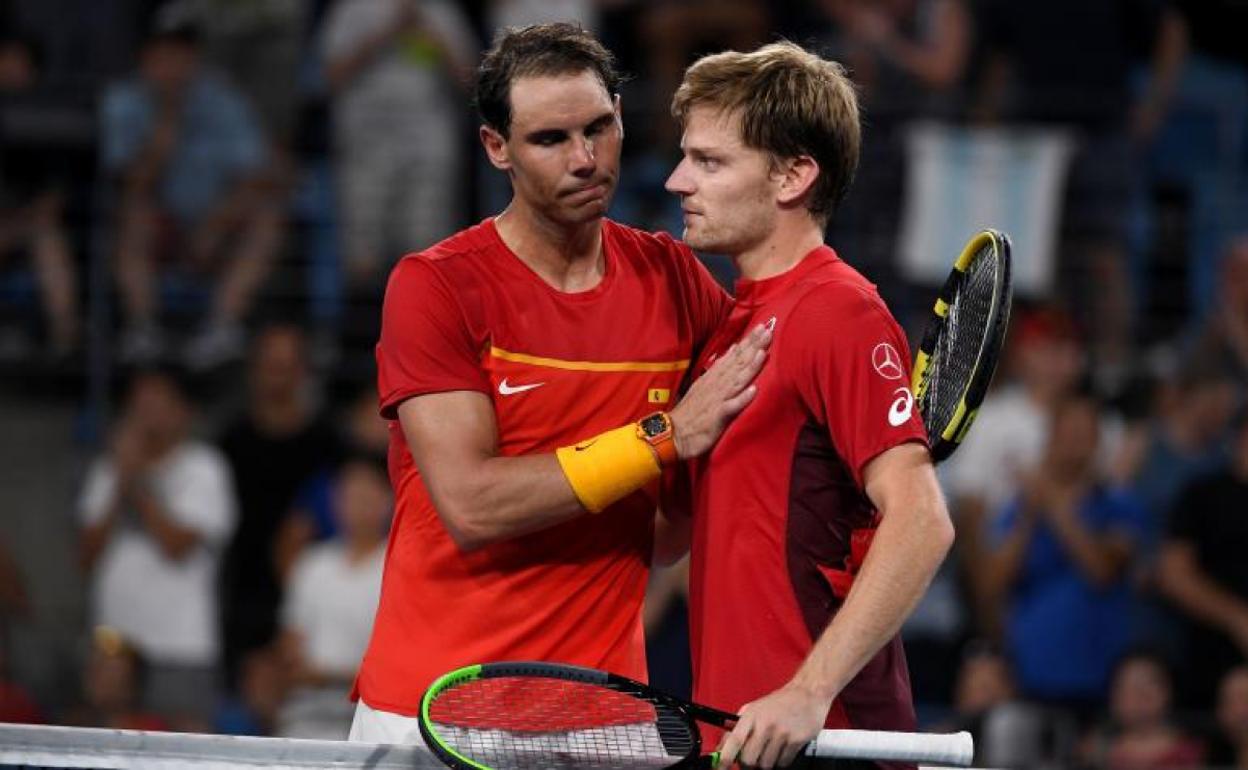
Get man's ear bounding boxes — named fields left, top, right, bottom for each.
left=481, top=125, right=511, bottom=171
left=776, top=155, right=820, bottom=208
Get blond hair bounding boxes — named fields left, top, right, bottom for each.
left=671, top=41, right=860, bottom=224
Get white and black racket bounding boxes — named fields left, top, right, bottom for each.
left=912, top=229, right=1013, bottom=463
left=419, top=662, right=973, bottom=769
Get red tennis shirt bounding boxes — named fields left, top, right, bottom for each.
left=688, top=247, right=927, bottom=735
left=357, top=218, right=729, bottom=715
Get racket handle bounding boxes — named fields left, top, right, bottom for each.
left=804, top=729, right=974, bottom=766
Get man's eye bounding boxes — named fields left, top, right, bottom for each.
left=699, top=157, right=720, bottom=170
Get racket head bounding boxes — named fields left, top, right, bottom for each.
left=419, top=662, right=716, bottom=770
left=911, top=229, right=1013, bottom=463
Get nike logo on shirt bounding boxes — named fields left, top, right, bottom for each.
left=498, top=378, right=545, bottom=396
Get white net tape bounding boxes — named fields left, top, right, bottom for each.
left=0, top=722, right=441, bottom=770
left=0, top=722, right=978, bottom=769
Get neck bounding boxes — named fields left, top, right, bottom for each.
left=734, top=218, right=825, bottom=282
left=495, top=201, right=605, bottom=292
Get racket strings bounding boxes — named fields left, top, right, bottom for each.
left=427, top=677, right=696, bottom=769
left=921, top=243, right=997, bottom=444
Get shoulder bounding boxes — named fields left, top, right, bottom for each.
left=385, top=225, right=493, bottom=294
left=103, top=79, right=146, bottom=114
left=175, top=442, right=233, bottom=478
left=786, top=270, right=896, bottom=340
left=396, top=221, right=495, bottom=273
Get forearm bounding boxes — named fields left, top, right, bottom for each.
left=131, top=485, right=200, bottom=560
left=78, top=487, right=128, bottom=571
left=983, top=515, right=1033, bottom=596
left=882, top=1, right=967, bottom=89
left=404, top=326, right=768, bottom=551
left=123, top=114, right=180, bottom=192
left=78, top=521, right=113, bottom=571
left=791, top=503, right=953, bottom=699
left=1046, top=509, right=1124, bottom=586
left=327, top=20, right=408, bottom=91
left=425, top=451, right=588, bottom=549
left=1140, top=11, right=1188, bottom=114
left=1160, top=553, right=1248, bottom=634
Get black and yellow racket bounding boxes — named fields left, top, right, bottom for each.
left=419, top=661, right=973, bottom=769
left=913, top=229, right=1013, bottom=463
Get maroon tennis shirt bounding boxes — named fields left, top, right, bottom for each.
left=687, top=246, right=928, bottom=742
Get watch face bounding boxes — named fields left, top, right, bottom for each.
left=640, top=413, right=669, bottom=438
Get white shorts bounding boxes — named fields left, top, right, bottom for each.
left=347, top=699, right=424, bottom=744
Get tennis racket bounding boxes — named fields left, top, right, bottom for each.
left=419, top=661, right=974, bottom=769
left=912, top=229, right=1013, bottom=463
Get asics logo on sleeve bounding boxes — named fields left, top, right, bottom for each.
left=498, top=378, right=545, bottom=396
left=888, top=387, right=915, bottom=427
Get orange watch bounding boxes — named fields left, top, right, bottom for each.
left=637, top=411, right=678, bottom=466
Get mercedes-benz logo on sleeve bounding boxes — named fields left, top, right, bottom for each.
left=871, top=342, right=904, bottom=381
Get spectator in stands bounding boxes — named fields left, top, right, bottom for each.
left=1113, top=364, right=1236, bottom=654
left=985, top=392, right=1145, bottom=710
left=0, top=33, right=78, bottom=359
left=1130, top=5, right=1248, bottom=325
left=78, top=368, right=236, bottom=728
left=1158, top=413, right=1248, bottom=707
left=942, top=306, right=1085, bottom=637
left=219, top=324, right=342, bottom=694
left=935, top=641, right=1049, bottom=768
left=193, top=0, right=310, bottom=153
left=63, top=626, right=168, bottom=731
left=102, top=9, right=283, bottom=368
left=638, top=0, right=768, bottom=148
left=0, top=628, right=41, bottom=725
left=1185, top=235, right=1248, bottom=394
left=1209, top=665, right=1248, bottom=768
left=1080, top=649, right=1204, bottom=770
left=1117, top=365, right=1236, bottom=553
left=320, top=0, right=476, bottom=289
left=274, top=454, right=388, bottom=739
left=213, top=644, right=290, bottom=737
left=949, top=641, right=1017, bottom=727
left=787, top=0, right=973, bottom=293
left=972, top=0, right=1173, bottom=400
left=0, top=536, right=39, bottom=724
left=274, top=383, right=388, bottom=578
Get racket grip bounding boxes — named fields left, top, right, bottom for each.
left=804, top=729, right=974, bottom=766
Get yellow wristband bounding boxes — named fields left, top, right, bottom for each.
left=556, top=424, right=662, bottom=514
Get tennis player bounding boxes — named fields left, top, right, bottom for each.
left=666, top=43, right=955, bottom=768
left=348, top=23, right=770, bottom=742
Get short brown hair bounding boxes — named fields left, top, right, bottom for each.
left=671, top=42, right=860, bottom=224
left=475, top=23, right=622, bottom=138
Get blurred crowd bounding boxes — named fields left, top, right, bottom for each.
left=0, top=0, right=1246, bottom=768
